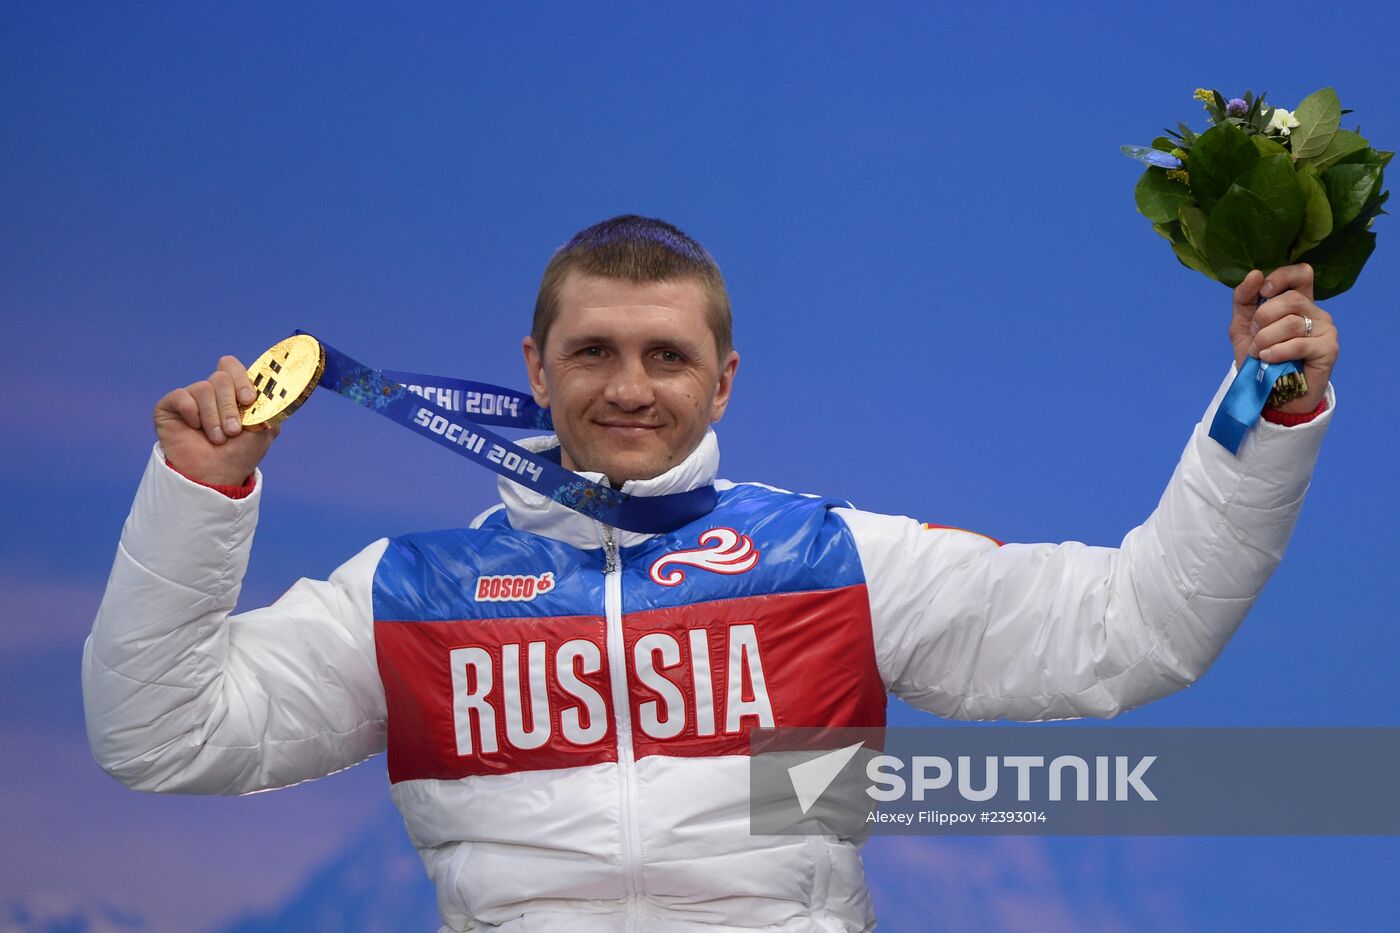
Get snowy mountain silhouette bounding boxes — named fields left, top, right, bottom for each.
left=1, top=895, right=148, bottom=933
left=217, top=806, right=438, bottom=933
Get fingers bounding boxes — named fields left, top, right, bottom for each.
left=218, top=355, right=257, bottom=409
left=1234, top=265, right=1316, bottom=318
left=152, top=357, right=257, bottom=445
left=1259, top=335, right=1325, bottom=366
left=1252, top=308, right=1322, bottom=360
left=1251, top=289, right=1329, bottom=334
left=1232, top=269, right=1266, bottom=317
left=1235, top=265, right=1324, bottom=363
left=1251, top=289, right=1324, bottom=329
left=1246, top=288, right=1337, bottom=367
left=159, top=368, right=249, bottom=445
left=211, top=370, right=246, bottom=439
left=1257, top=321, right=1338, bottom=365
left=193, top=377, right=229, bottom=444
left=1259, top=263, right=1315, bottom=302
left=156, top=387, right=202, bottom=431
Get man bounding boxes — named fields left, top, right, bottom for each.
left=84, top=215, right=1337, bottom=931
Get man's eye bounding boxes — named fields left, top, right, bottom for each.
left=655, top=350, right=683, bottom=363
left=580, top=346, right=604, bottom=357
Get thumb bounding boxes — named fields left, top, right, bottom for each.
left=1231, top=270, right=1265, bottom=326
left=1229, top=270, right=1267, bottom=370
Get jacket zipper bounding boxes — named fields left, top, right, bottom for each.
left=601, top=523, right=644, bottom=924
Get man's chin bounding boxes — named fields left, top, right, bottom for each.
left=597, top=454, right=678, bottom=488
left=562, top=451, right=665, bottom=488
left=561, top=438, right=697, bottom=487
left=602, top=461, right=667, bottom=488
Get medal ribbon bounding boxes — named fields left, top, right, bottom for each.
left=301, top=333, right=718, bottom=534
left=1207, top=357, right=1303, bottom=454
left=378, top=371, right=553, bottom=432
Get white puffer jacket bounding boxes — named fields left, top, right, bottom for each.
left=83, top=368, right=1333, bottom=931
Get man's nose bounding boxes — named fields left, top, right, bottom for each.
left=603, top=356, right=655, bottom=410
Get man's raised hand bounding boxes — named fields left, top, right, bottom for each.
left=1229, top=264, right=1339, bottom=415
left=154, top=355, right=280, bottom=486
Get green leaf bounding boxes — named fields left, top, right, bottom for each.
left=1152, top=221, right=1179, bottom=242
left=1186, top=120, right=1259, bottom=212
left=1344, top=190, right=1388, bottom=236
left=1253, top=104, right=1273, bottom=134
left=1321, top=163, right=1382, bottom=229
left=1135, top=169, right=1195, bottom=224
left=1204, top=185, right=1295, bottom=285
left=1171, top=240, right=1219, bottom=281
left=1297, top=228, right=1377, bottom=300
left=1292, top=166, right=1334, bottom=261
left=1289, top=87, right=1342, bottom=161
left=1179, top=204, right=1209, bottom=255
left=1306, top=128, right=1370, bottom=172
left=1336, top=145, right=1387, bottom=169
left=1252, top=135, right=1290, bottom=158
left=1237, top=154, right=1305, bottom=242
left=1151, top=136, right=1178, bottom=152
left=1352, top=189, right=1389, bottom=231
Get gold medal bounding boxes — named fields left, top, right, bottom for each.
left=240, top=334, right=326, bottom=431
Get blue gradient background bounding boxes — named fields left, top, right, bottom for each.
left=4, top=2, right=1398, bottom=930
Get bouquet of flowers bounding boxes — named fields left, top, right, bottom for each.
left=1123, top=87, right=1390, bottom=301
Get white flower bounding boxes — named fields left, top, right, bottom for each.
left=1267, top=107, right=1301, bottom=136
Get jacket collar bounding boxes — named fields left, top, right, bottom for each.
left=497, top=429, right=721, bottom=550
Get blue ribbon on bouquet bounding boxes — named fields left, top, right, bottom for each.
left=1207, top=357, right=1304, bottom=454
left=299, top=332, right=717, bottom=534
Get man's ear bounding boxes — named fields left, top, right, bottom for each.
left=709, top=350, right=740, bottom=422
left=523, top=336, right=550, bottom=409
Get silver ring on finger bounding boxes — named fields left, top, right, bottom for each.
left=1303, top=315, right=1314, bottom=338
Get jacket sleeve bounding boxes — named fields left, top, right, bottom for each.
left=835, top=366, right=1335, bottom=721
left=82, top=444, right=389, bottom=794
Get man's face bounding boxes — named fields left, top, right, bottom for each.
left=523, top=272, right=739, bottom=488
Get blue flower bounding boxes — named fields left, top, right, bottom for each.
left=1121, top=145, right=1183, bottom=170
left=1226, top=98, right=1248, bottom=117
